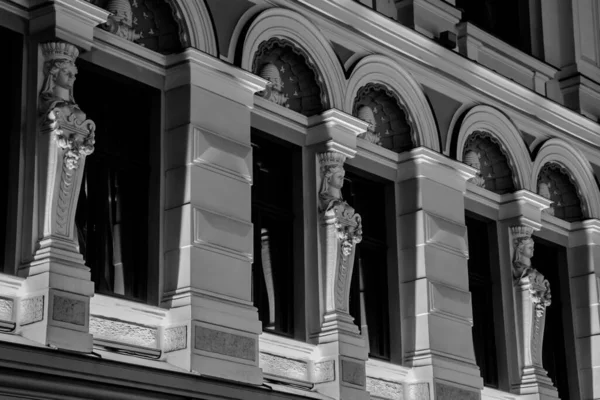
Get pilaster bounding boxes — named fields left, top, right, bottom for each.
left=568, top=219, right=600, bottom=400
left=162, top=48, right=267, bottom=385
left=496, top=191, right=558, bottom=399
left=307, top=109, right=371, bottom=400
left=16, top=0, right=108, bottom=353
left=396, top=147, right=482, bottom=398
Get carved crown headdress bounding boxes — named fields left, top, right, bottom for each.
left=318, top=152, right=346, bottom=169
left=510, top=225, right=534, bottom=241
left=41, top=42, right=79, bottom=63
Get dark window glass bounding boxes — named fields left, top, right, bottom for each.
left=251, top=131, right=298, bottom=336
left=74, top=61, right=160, bottom=302
left=534, top=238, right=577, bottom=400
left=345, top=168, right=391, bottom=360
left=466, top=215, right=499, bottom=388
left=457, top=0, right=532, bottom=53
left=0, top=26, right=23, bottom=272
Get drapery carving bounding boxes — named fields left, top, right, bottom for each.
left=318, top=152, right=362, bottom=333
left=38, top=42, right=95, bottom=244
left=511, top=225, right=554, bottom=392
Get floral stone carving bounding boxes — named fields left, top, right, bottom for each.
left=511, top=226, right=554, bottom=390
left=318, top=152, right=362, bottom=333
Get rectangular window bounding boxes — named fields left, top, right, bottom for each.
left=74, top=60, right=160, bottom=303
left=251, top=130, right=299, bottom=336
left=0, top=26, right=23, bottom=273
left=345, top=167, right=391, bottom=360
left=534, top=237, right=578, bottom=400
left=457, top=0, right=533, bottom=53
left=466, top=214, right=499, bottom=388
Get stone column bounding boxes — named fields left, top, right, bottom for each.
left=494, top=191, right=557, bottom=399
left=306, top=110, right=370, bottom=400
left=17, top=1, right=108, bottom=352
left=162, top=49, right=267, bottom=385
left=396, top=148, right=482, bottom=398
left=568, top=220, right=600, bottom=400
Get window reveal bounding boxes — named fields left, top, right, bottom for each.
left=74, top=60, right=159, bottom=302
left=251, top=131, right=298, bottom=335
left=344, top=168, right=391, bottom=360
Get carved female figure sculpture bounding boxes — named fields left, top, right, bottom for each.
left=259, top=63, right=289, bottom=107
left=512, top=228, right=552, bottom=316
left=513, top=235, right=535, bottom=281
left=39, top=44, right=86, bottom=124
left=318, top=155, right=346, bottom=213
left=40, top=42, right=95, bottom=170
left=463, top=149, right=486, bottom=187
left=357, top=105, right=382, bottom=145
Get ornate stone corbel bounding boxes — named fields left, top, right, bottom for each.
left=510, top=226, right=554, bottom=394
left=38, top=42, right=96, bottom=243
left=318, top=152, right=362, bottom=333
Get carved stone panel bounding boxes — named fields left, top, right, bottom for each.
left=20, top=296, right=44, bottom=326
left=366, top=377, right=404, bottom=400
left=163, top=325, right=187, bottom=353
left=90, top=316, right=158, bottom=348
left=194, top=325, right=256, bottom=362
left=435, top=383, right=480, bottom=400
left=341, top=359, right=366, bottom=387
left=407, top=383, right=430, bottom=400
left=0, top=298, right=14, bottom=321
left=260, top=353, right=309, bottom=381
left=52, top=295, right=86, bottom=326
left=313, top=360, right=335, bottom=383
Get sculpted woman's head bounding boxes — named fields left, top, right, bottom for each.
left=41, top=58, right=78, bottom=103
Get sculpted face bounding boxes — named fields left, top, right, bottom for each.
left=522, top=240, right=534, bottom=259
left=56, top=64, right=77, bottom=89
left=330, top=169, right=345, bottom=190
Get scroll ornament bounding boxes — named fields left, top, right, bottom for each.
left=512, top=226, right=552, bottom=317
left=39, top=42, right=96, bottom=170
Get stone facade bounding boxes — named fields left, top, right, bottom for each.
left=1, top=1, right=600, bottom=400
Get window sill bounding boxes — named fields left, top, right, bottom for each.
left=457, top=22, right=558, bottom=96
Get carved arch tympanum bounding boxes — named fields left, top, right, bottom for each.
left=531, top=138, right=600, bottom=220
left=241, top=8, right=345, bottom=111
left=352, top=83, right=415, bottom=152
left=252, top=37, right=327, bottom=116
left=462, top=131, right=516, bottom=194
left=345, top=55, right=440, bottom=151
left=450, top=104, right=531, bottom=190
left=90, top=0, right=217, bottom=55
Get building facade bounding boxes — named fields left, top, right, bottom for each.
left=1, top=0, right=600, bottom=399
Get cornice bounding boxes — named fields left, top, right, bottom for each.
left=28, top=0, right=109, bottom=50
left=165, top=48, right=268, bottom=104
left=396, top=147, right=477, bottom=187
